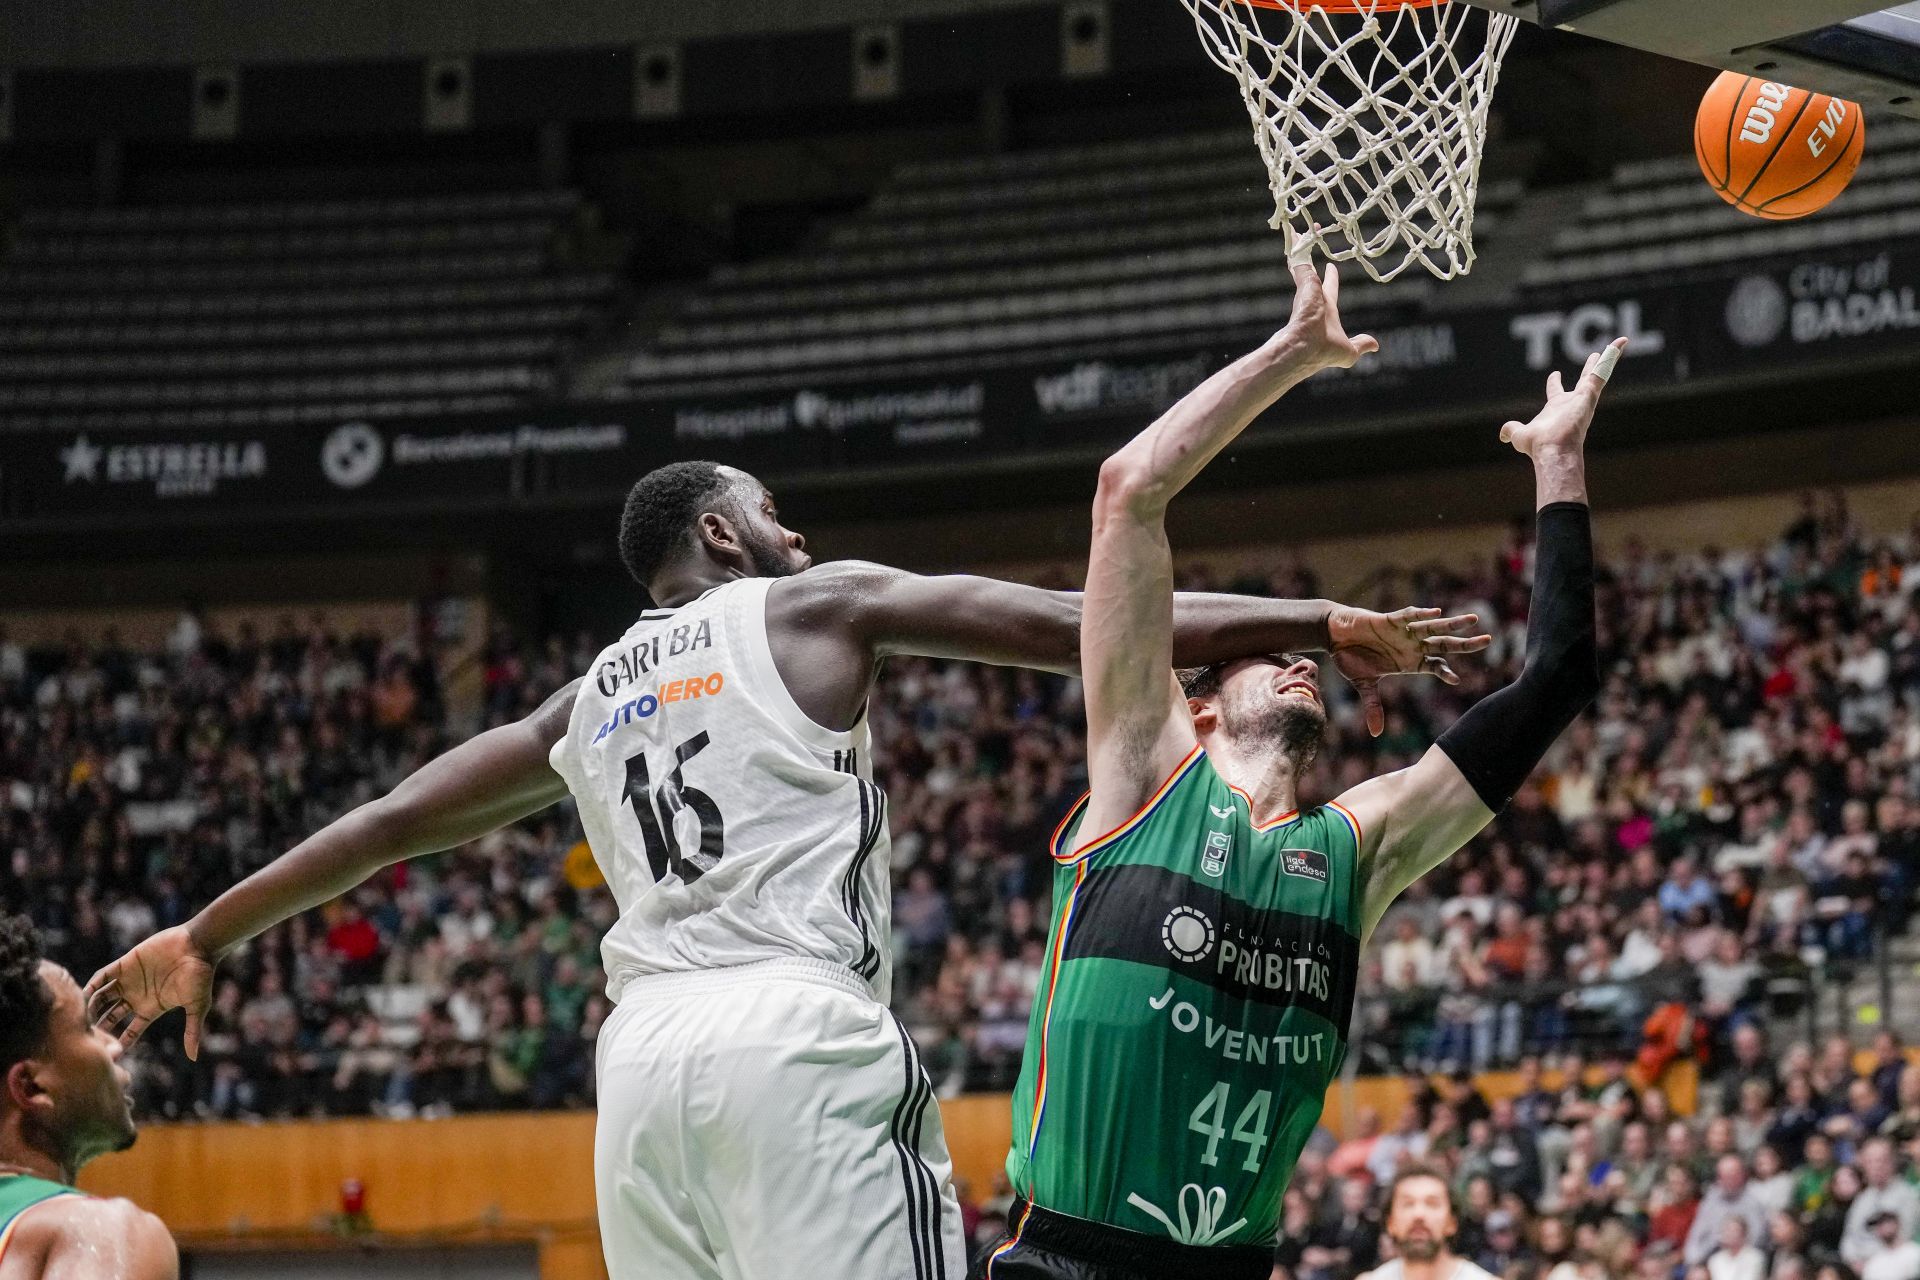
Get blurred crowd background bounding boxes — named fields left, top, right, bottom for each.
left=3, top=490, right=1920, bottom=1277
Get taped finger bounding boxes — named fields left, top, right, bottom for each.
left=1593, top=342, right=1623, bottom=384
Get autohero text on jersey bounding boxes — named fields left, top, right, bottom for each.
left=591, top=668, right=728, bottom=747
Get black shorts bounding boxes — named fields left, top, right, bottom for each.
left=969, top=1200, right=1273, bottom=1280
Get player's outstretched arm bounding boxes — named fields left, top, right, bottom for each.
left=1079, top=262, right=1377, bottom=828
left=799, top=564, right=1483, bottom=695
left=84, top=679, right=581, bottom=1057
left=1337, top=340, right=1625, bottom=943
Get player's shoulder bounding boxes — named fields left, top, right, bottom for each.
left=29, top=1192, right=168, bottom=1237
left=1285, top=800, right=1364, bottom=849
left=16, top=1195, right=177, bottom=1275
left=767, top=559, right=886, bottom=612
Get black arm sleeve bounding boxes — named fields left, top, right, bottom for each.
left=1435, top=501, right=1601, bottom=812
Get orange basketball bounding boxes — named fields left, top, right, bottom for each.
left=1694, top=71, right=1865, bottom=220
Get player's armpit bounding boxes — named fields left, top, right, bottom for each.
left=1336, top=745, right=1494, bottom=945
left=35, top=1199, right=178, bottom=1280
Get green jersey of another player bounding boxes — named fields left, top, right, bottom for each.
left=983, top=259, right=1618, bottom=1280
left=1008, top=748, right=1364, bottom=1246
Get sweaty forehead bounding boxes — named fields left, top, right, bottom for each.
left=716, top=466, right=769, bottom=505
left=39, top=961, right=80, bottom=1023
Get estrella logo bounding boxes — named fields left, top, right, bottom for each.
left=591, top=671, right=726, bottom=745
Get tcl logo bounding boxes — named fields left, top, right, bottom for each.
left=1510, top=302, right=1667, bottom=371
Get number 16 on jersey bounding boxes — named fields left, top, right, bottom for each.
left=622, top=731, right=727, bottom=883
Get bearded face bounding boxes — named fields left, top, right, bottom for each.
left=1385, top=1175, right=1457, bottom=1264
left=1212, top=656, right=1329, bottom=771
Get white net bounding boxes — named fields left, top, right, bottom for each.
left=1180, top=0, right=1519, bottom=282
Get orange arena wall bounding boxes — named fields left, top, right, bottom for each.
left=82, top=1066, right=1694, bottom=1279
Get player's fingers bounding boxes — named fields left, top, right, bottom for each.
left=97, top=999, right=134, bottom=1039
left=1360, top=684, right=1386, bottom=738
left=116, top=1014, right=152, bottom=1054
left=1352, top=333, right=1380, bottom=358
left=83, top=962, right=118, bottom=1001
left=1423, top=633, right=1493, bottom=654
left=1583, top=336, right=1629, bottom=393
left=1424, top=656, right=1462, bottom=684
left=1546, top=370, right=1565, bottom=397
left=1408, top=611, right=1477, bottom=635
left=92, top=997, right=127, bottom=1032
left=185, top=1010, right=204, bottom=1062
left=1323, top=263, right=1340, bottom=305
left=85, top=976, right=120, bottom=1023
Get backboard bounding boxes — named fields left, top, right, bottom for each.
left=1463, top=0, right=1920, bottom=120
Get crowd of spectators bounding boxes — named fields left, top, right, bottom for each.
left=0, top=610, right=607, bottom=1119
left=1198, top=1028, right=1920, bottom=1280
left=0, top=488, right=1916, bottom=1146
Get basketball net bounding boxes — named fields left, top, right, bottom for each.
left=1181, top=0, right=1518, bottom=282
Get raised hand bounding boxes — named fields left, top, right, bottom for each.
left=85, top=925, right=216, bottom=1059
left=1284, top=261, right=1380, bottom=374
left=1327, top=605, right=1493, bottom=737
left=1501, top=337, right=1628, bottom=457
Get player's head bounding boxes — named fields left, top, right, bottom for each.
left=0, top=914, right=137, bottom=1176
left=1178, top=653, right=1326, bottom=773
left=1384, top=1164, right=1459, bottom=1263
left=619, top=461, right=810, bottom=596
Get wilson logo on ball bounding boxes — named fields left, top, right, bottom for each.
left=1739, top=81, right=1790, bottom=145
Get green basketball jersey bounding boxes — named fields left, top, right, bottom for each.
left=0, top=1172, right=80, bottom=1255
left=1005, top=747, right=1362, bottom=1248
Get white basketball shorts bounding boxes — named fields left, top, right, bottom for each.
left=595, top=957, right=968, bottom=1280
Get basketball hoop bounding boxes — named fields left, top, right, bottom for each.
left=1181, top=0, right=1518, bottom=282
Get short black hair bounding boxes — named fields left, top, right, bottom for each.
left=0, top=914, right=53, bottom=1078
left=618, top=461, right=734, bottom=590
left=1178, top=663, right=1227, bottom=701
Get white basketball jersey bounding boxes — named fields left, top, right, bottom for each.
left=550, top=578, right=892, bottom=1004
left=1365, top=1259, right=1499, bottom=1280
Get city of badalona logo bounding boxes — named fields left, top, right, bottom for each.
left=1725, top=275, right=1788, bottom=349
